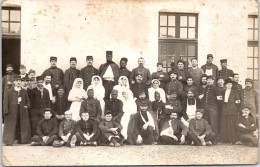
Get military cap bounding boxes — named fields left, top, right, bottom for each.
left=245, top=78, right=253, bottom=83
left=21, top=77, right=29, bottom=82
left=177, top=59, right=185, bottom=64
left=43, top=108, right=52, bottom=113
left=36, top=76, right=44, bottom=81
left=168, top=90, right=178, bottom=95
left=196, top=109, right=204, bottom=114
left=157, top=62, right=163, bottom=66
left=241, top=104, right=251, bottom=111
left=20, top=65, right=26, bottom=69
left=220, top=59, right=227, bottom=63
left=120, top=57, right=128, bottom=63
left=225, top=78, right=232, bottom=85
left=201, top=74, right=208, bottom=78
left=57, top=86, right=65, bottom=91
left=207, top=54, right=213, bottom=58
left=139, top=91, right=146, bottom=95
left=13, top=75, right=21, bottom=81
left=169, top=71, right=178, bottom=76
left=50, top=56, right=57, bottom=61
left=6, top=64, right=13, bottom=68
left=206, top=75, right=214, bottom=80
left=106, top=51, right=113, bottom=56
left=139, top=100, right=148, bottom=106
left=86, top=56, right=93, bottom=60
left=70, top=57, right=77, bottom=62
left=135, top=73, right=143, bottom=77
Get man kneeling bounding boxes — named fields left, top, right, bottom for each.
left=74, top=112, right=100, bottom=146
left=31, top=108, right=58, bottom=146
left=99, top=112, right=123, bottom=147
left=187, top=109, right=216, bottom=146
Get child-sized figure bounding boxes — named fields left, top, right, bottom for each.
left=152, top=91, right=165, bottom=121
left=99, top=112, right=123, bottom=147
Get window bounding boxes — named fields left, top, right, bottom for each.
left=1, top=7, right=21, bottom=37
left=158, top=13, right=198, bottom=72
left=247, top=15, right=258, bottom=88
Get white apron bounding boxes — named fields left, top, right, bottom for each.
left=181, top=99, right=196, bottom=127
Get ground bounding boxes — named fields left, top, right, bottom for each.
left=2, top=144, right=258, bottom=166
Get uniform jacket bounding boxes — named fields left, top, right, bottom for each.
left=99, top=61, right=120, bottom=84
left=79, top=66, right=99, bottom=90
left=221, top=89, right=240, bottom=115
left=188, top=67, right=204, bottom=87
left=105, top=99, right=124, bottom=122
left=218, top=68, right=234, bottom=81
left=165, top=79, right=183, bottom=96
left=58, top=119, right=76, bottom=137
left=189, top=118, right=213, bottom=136
left=80, top=97, right=102, bottom=122
left=75, top=119, right=98, bottom=135
left=64, top=67, right=80, bottom=93
left=29, top=87, right=51, bottom=110
left=130, top=82, right=149, bottom=98
left=42, top=67, right=64, bottom=88
left=36, top=118, right=58, bottom=137
left=52, top=94, right=70, bottom=116
left=119, top=67, right=131, bottom=80
left=151, top=71, right=169, bottom=89
left=129, top=66, right=151, bottom=84
left=201, top=63, right=219, bottom=80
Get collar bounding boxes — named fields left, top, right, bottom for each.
left=14, top=86, right=21, bottom=91
left=120, top=67, right=127, bottom=70
left=50, top=66, right=57, bottom=69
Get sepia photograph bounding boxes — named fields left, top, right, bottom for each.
left=1, top=0, right=259, bottom=166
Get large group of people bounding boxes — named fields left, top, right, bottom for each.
left=2, top=51, right=259, bottom=148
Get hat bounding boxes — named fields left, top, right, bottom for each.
left=70, top=57, right=77, bottom=62
left=157, top=62, right=163, bottom=66
left=43, top=108, right=52, bottom=113
left=225, top=78, right=232, bottom=84
left=105, top=111, right=113, bottom=115
left=86, top=56, right=93, bottom=60
left=120, top=57, right=128, bottom=63
left=139, top=91, right=146, bottom=95
left=196, top=109, right=204, bottom=114
left=57, top=86, right=64, bottom=91
left=64, top=110, right=72, bottom=115
left=245, top=78, right=253, bottom=83
left=20, top=65, right=26, bottom=69
left=50, top=56, right=57, bottom=61
left=207, top=54, right=213, bottom=58
left=6, top=64, right=13, bottom=68
left=177, top=59, right=185, bottom=64
left=168, top=90, right=178, bottom=95
left=170, top=71, right=178, bottom=76
left=28, top=69, right=35, bottom=74
left=139, top=100, right=148, bottom=106
left=187, top=89, right=194, bottom=94
left=13, top=75, right=21, bottom=81
left=36, top=76, right=44, bottom=81
left=206, top=75, right=214, bottom=80
left=106, top=51, right=113, bottom=56
left=111, top=89, right=118, bottom=94
left=135, top=73, right=143, bottom=77
left=201, top=74, right=208, bottom=78
left=21, top=76, right=29, bottom=82
left=241, top=104, right=251, bottom=111
left=220, top=59, right=227, bottom=63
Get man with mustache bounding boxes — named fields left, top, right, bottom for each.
left=64, top=57, right=80, bottom=94
left=80, top=56, right=98, bottom=90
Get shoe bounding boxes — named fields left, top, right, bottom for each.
left=80, top=141, right=84, bottom=146
left=206, top=141, right=212, bottom=146
left=109, top=142, right=114, bottom=147
left=70, top=135, right=77, bottom=148
left=235, top=141, right=243, bottom=145
left=90, top=141, right=97, bottom=146
left=31, top=142, right=41, bottom=146
left=114, top=142, right=120, bottom=147
left=14, top=140, right=19, bottom=145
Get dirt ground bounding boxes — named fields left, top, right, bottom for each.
left=1, top=143, right=258, bottom=166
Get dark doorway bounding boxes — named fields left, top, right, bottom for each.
left=2, top=38, right=20, bottom=75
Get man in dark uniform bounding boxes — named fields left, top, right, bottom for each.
left=175, top=59, right=189, bottom=86
left=42, top=56, right=64, bottom=96
left=19, top=65, right=28, bottom=78
left=199, top=75, right=222, bottom=136
left=130, top=57, right=151, bottom=85
left=201, top=54, right=219, bottom=85
left=119, top=57, right=131, bottom=79
left=2, top=64, right=16, bottom=94
left=64, top=57, right=80, bottom=94
left=79, top=56, right=99, bottom=90
left=151, top=62, right=169, bottom=90
left=188, top=58, right=204, bottom=87
left=99, top=51, right=120, bottom=100
left=167, top=62, right=175, bottom=77
left=218, top=59, right=234, bottom=81
left=232, top=73, right=243, bottom=98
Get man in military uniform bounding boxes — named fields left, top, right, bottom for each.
left=2, top=64, right=16, bottom=94
left=151, top=62, right=169, bottom=90
left=130, top=57, right=151, bottom=85
left=232, top=73, right=243, bottom=98
left=188, top=58, right=204, bottom=87
left=175, top=59, right=189, bottom=86
left=218, top=59, right=234, bottom=81
left=119, top=57, right=131, bottom=79
left=99, top=51, right=120, bottom=100
left=79, top=56, right=99, bottom=90
left=167, top=62, right=175, bottom=77
left=64, top=57, right=80, bottom=94
left=240, top=78, right=258, bottom=121
left=42, top=56, right=64, bottom=96
left=201, top=54, right=219, bottom=85
left=19, top=65, right=28, bottom=78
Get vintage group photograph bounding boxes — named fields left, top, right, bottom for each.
left=1, top=0, right=259, bottom=166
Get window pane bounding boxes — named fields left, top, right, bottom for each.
left=2, top=22, right=9, bottom=33
left=160, top=27, right=167, bottom=38
left=247, top=69, right=253, bottom=78
left=167, top=44, right=177, bottom=55
left=254, top=58, right=258, bottom=67
left=10, top=10, right=20, bottom=21
left=254, top=69, right=258, bottom=79
left=188, top=45, right=196, bottom=56
left=10, top=23, right=20, bottom=34
left=254, top=47, right=258, bottom=57
left=168, top=16, right=175, bottom=26
left=247, top=47, right=253, bottom=58
left=2, top=10, right=9, bottom=21
left=248, top=18, right=254, bottom=29
left=180, top=16, right=187, bottom=27
left=160, top=45, right=167, bottom=55
left=255, top=18, right=258, bottom=29
left=247, top=58, right=254, bottom=68
left=180, top=45, right=187, bottom=56
left=255, top=29, right=258, bottom=40
left=160, top=15, right=167, bottom=26
left=189, top=16, right=196, bottom=27
left=187, top=57, right=195, bottom=67
left=168, top=27, right=175, bottom=37
left=180, top=28, right=187, bottom=38
left=253, top=80, right=259, bottom=90
left=167, top=56, right=174, bottom=67
left=188, top=28, right=196, bottom=38
left=248, top=29, right=254, bottom=40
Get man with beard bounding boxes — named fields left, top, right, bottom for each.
left=130, top=57, right=151, bottom=86
left=201, top=54, right=219, bottom=85
left=64, top=57, right=80, bottom=94
left=2, top=64, right=16, bottom=93
left=119, top=57, right=131, bottom=80
left=151, top=62, right=169, bottom=90
left=43, top=73, right=55, bottom=104
left=29, top=76, right=51, bottom=136
left=240, top=78, right=258, bottom=122
left=80, top=56, right=99, bottom=90
left=42, top=56, right=64, bottom=96
left=175, top=59, right=189, bottom=86
left=197, top=74, right=208, bottom=107
left=218, top=59, right=234, bottom=81
left=182, top=76, right=199, bottom=99
left=99, top=51, right=120, bottom=100
left=188, top=58, right=204, bottom=87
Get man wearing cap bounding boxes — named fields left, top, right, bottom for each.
left=99, top=51, right=120, bottom=100
left=188, top=58, right=204, bottom=87
left=42, top=56, right=64, bottom=95
left=19, top=65, right=28, bottom=78
left=128, top=100, right=158, bottom=145
left=2, top=64, right=16, bottom=94
left=175, top=59, right=189, bottom=85
left=80, top=56, right=99, bottom=90
left=218, top=59, right=234, bottom=81
left=198, top=75, right=222, bottom=135
left=240, top=78, right=258, bottom=121
left=129, top=57, right=151, bottom=85
left=119, top=57, right=131, bottom=80
left=21, top=77, right=29, bottom=90
left=165, top=71, right=183, bottom=96
left=201, top=54, right=219, bottom=85
left=232, top=73, right=243, bottom=98
left=3, top=75, right=31, bottom=145
left=152, top=62, right=169, bottom=90
left=29, top=76, right=51, bottom=136
left=64, top=57, right=80, bottom=94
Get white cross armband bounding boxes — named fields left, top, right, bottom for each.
left=217, top=96, right=223, bottom=100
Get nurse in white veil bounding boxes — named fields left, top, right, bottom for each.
left=113, top=76, right=133, bottom=102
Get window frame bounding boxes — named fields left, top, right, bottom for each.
left=2, top=7, right=21, bottom=39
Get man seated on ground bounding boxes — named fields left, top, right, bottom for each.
left=188, top=109, right=216, bottom=146
left=99, top=112, right=123, bottom=147
left=74, top=112, right=100, bottom=146
left=31, top=108, right=58, bottom=146
left=236, top=106, right=258, bottom=147
left=158, top=112, right=191, bottom=145
left=128, top=101, right=158, bottom=145
left=53, top=110, right=77, bottom=147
